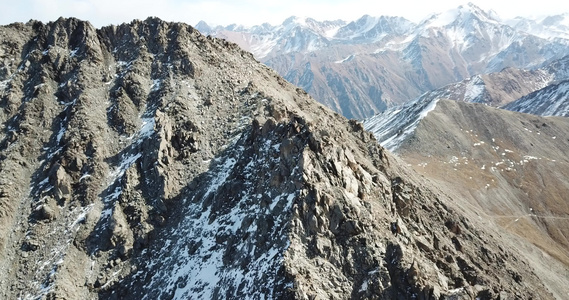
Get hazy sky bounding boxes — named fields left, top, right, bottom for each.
left=1, top=0, right=568, bottom=28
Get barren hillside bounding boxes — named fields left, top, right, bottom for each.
left=390, top=100, right=569, bottom=298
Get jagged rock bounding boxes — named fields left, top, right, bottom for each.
left=498, top=291, right=510, bottom=300
left=445, top=219, right=462, bottom=235
left=36, top=204, right=56, bottom=221
left=0, top=17, right=560, bottom=300
left=51, top=163, right=73, bottom=203
left=109, top=204, right=134, bottom=258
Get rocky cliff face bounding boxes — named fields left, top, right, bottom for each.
left=0, top=17, right=559, bottom=299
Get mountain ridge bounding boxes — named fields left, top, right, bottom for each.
left=362, top=53, right=569, bottom=153
left=366, top=98, right=569, bottom=298
left=504, top=79, right=569, bottom=116
left=0, top=17, right=561, bottom=299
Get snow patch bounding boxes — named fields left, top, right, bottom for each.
left=363, top=97, right=440, bottom=152
left=0, top=79, right=11, bottom=91
left=150, top=79, right=162, bottom=92
left=79, top=173, right=91, bottom=182
left=69, top=48, right=79, bottom=57
left=464, top=76, right=485, bottom=101
left=139, top=117, right=155, bottom=139
left=335, top=54, right=356, bottom=64
left=109, top=153, right=141, bottom=181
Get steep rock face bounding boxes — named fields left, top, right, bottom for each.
left=0, top=18, right=559, bottom=299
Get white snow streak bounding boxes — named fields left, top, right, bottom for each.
left=364, top=97, right=440, bottom=152
left=139, top=132, right=298, bottom=299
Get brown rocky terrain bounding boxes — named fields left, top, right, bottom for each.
left=391, top=100, right=569, bottom=299
left=0, top=17, right=563, bottom=299
left=475, top=68, right=554, bottom=107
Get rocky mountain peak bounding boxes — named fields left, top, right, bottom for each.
left=27, top=17, right=102, bottom=62
left=0, top=16, right=563, bottom=299
left=282, top=15, right=304, bottom=26
left=541, top=14, right=569, bottom=26
left=424, top=2, right=498, bottom=27
left=194, top=20, right=212, bottom=34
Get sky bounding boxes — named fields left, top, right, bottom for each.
left=1, top=0, right=568, bottom=28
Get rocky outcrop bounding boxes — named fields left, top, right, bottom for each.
left=0, top=17, right=560, bottom=299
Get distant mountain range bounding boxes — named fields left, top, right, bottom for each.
left=198, top=3, right=569, bottom=119
left=362, top=55, right=569, bottom=152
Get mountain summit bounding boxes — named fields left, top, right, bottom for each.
left=418, top=2, right=501, bottom=29
left=0, top=17, right=562, bottom=299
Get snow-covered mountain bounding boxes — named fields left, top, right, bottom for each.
left=504, top=80, right=569, bottom=116
left=199, top=3, right=569, bottom=119
left=333, top=15, right=414, bottom=43
left=506, top=13, right=569, bottom=40
left=408, top=3, right=548, bottom=73
left=362, top=54, right=569, bottom=151
left=197, top=17, right=346, bottom=59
